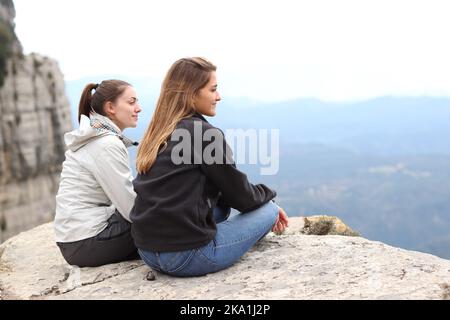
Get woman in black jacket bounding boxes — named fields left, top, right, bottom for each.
left=131, top=57, right=289, bottom=277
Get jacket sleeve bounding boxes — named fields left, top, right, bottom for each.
left=199, top=127, right=276, bottom=213
left=92, top=143, right=136, bottom=222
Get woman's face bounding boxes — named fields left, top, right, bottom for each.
left=107, top=86, right=141, bottom=131
left=193, top=72, right=221, bottom=117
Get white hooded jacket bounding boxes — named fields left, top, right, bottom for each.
left=54, top=114, right=137, bottom=243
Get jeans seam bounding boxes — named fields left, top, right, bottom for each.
left=156, top=252, right=163, bottom=270
left=141, top=252, right=161, bottom=272
left=167, top=250, right=196, bottom=274
left=195, top=248, right=220, bottom=267
left=165, top=251, right=183, bottom=270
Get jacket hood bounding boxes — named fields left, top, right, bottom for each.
left=64, top=114, right=120, bottom=152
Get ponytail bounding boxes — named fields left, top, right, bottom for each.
left=77, top=80, right=131, bottom=123
left=78, top=83, right=99, bottom=123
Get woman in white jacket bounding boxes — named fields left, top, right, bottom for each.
left=54, top=80, right=141, bottom=267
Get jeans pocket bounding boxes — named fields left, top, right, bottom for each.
left=159, top=250, right=194, bottom=274
left=170, top=248, right=221, bottom=277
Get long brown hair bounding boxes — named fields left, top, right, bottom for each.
left=78, top=79, right=131, bottom=123
left=136, top=57, right=217, bottom=174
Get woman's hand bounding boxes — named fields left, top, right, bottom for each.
left=272, top=206, right=289, bottom=235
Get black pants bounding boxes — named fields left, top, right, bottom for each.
left=57, top=211, right=139, bottom=267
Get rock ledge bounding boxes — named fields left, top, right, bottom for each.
left=1, top=218, right=450, bottom=300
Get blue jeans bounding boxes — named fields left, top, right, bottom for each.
left=138, top=201, right=279, bottom=277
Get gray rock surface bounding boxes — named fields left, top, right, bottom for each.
left=0, top=1, right=72, bottom=243
left=0, top=0, right=14, bottom=21
left=1, top=218, right=449, bottom=300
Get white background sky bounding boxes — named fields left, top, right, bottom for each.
left=12, top=0, right=450, bottom=102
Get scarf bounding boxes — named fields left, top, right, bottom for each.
left=89, top=112, right=139, bottom=148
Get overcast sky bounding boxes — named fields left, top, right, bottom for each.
left=12, top=0, right=450, bottom=102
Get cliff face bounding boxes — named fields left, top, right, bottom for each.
left=1, top=217, right=450, bottom=300
left=0, top=0, right=16, bottom=25
left=0, top=0, right=21, bottom=87
left=0, top=0, right=72, bottom=242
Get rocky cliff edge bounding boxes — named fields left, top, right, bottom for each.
left=1, top=217, right=449, bottom=300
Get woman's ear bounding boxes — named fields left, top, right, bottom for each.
left=104, top=101, right=116, bottom=117
left=191, top=95, right=197, bottom=109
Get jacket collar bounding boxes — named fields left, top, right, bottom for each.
left=192, top=112, right=209, bottom=122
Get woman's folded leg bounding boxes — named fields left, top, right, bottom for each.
left=168, top=201, right=279, bottom=277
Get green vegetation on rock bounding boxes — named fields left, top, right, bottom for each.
left=302, top=216, right=361, bottom=237
left=0, top=0, right=17, bottom=88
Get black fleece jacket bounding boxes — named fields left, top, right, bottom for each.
left=130, top=113, right=277, bottom=252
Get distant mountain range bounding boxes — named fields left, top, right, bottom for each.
left=66, top=77, right=450, bottom=156
left=65, top=77, right=450, bottom=259
left=211, top=96, right=450, bottom=156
